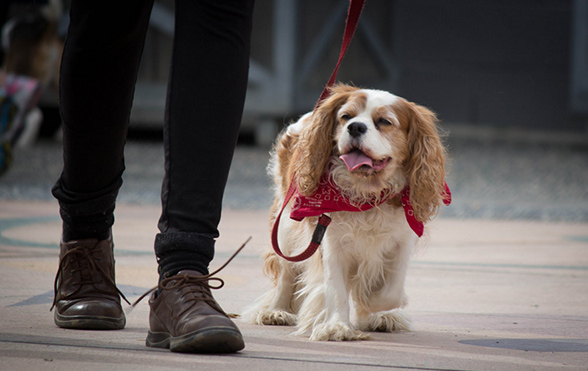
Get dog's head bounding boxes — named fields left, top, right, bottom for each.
left=294, top=84, right=447, bottom=223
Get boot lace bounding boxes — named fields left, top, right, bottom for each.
left=131, top=236, right=251, bottom=314
left=51, top=243, right=130, bottom=311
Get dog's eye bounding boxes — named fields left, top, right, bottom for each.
left=340, top=114, right=352, bottom=121
left=377, top=118, right=393, bottom=127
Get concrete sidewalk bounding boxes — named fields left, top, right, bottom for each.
left=0, top=200, right=587, bottom=370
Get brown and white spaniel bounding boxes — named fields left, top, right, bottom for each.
left=243, top=84, right=450, bottom=341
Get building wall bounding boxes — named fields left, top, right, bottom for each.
left=391, top=0, right=578, bottom=131
left=131, top=0, right=585, bottom=133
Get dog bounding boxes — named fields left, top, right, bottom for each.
left=242, top=84, right=450, bottom=341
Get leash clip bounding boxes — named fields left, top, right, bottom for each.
left=311, top=213, right=332, bottom=246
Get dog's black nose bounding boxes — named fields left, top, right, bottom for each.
left=347, top=122, right=367, bottom=138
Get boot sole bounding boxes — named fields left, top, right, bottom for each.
left=54, top=311, right=125, bottom=330
left=146, top=327, right=245, bottom=353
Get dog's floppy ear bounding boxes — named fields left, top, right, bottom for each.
left=403, top=101, right=447, bottom=223
left=295, top=84, right=358, bottom=196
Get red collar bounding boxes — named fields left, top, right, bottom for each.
left=290, top=173, right=451, bottom=237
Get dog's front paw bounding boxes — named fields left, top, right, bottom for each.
left=309, top=322, right=370, bottom=341
left=253, top=309, right=297, bottom=326
left=361, top=309, right=413, bottom=332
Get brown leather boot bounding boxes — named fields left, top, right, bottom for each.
left=146, top=270, right=245, bottom=353
left=51, top=236, right=129, bottom=330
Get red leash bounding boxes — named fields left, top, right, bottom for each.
left=271, top=0, right=366, bottom=262
left=316, top=0, right=366, bottom=106
left=270, top=183, right=332, bottom=262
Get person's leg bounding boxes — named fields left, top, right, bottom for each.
left=155, top=0, right=254, bottom=277
left=52, top=0, right=154, bottom=239
left=51, top=0, right=154, bottom=330
left=147, top=0, right=254, bottom=353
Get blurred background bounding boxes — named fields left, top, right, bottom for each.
left=124, top=0, right=588, bottom=138
left=1, top=0, right=587, bottom=222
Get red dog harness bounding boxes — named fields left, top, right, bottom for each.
left=271, top=173, right=452, bottom=262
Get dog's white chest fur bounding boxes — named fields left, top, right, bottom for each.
left=326, top=204, right=415, bottom=260
left=314, top=205, right=417, bottom=316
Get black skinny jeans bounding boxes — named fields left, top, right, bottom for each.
left=52, top=0, right=254, bottom=275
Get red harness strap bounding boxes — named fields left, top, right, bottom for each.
left=271, top=180, right=332, bottom=262
left=271, top=0, right=365, bottom=262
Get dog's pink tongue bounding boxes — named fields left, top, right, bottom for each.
left=339, top=151, right=373, bottom=172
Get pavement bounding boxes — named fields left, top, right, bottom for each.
left=1, top=129, right=588, bottom=370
